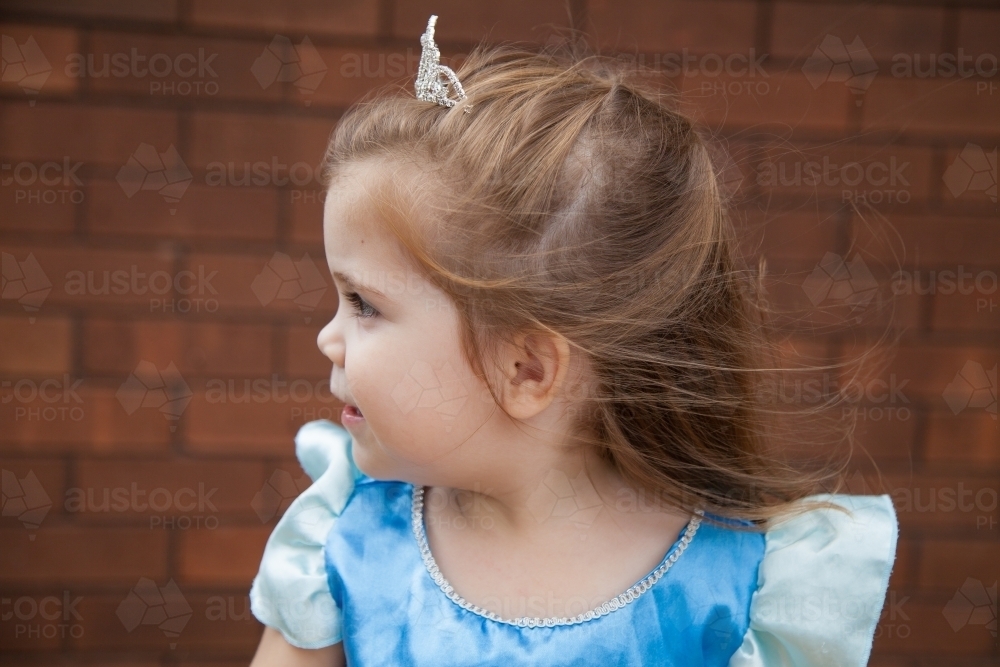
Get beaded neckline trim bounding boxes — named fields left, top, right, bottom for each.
left=410, top=485, right=703, bottom=628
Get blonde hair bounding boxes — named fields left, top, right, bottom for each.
left=322, top=44, right=852, bottom=527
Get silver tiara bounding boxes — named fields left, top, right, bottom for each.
left=415, top=15, right=469, bottom=111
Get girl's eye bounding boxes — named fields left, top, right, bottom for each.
left=343, top=291, right=379, bottom=319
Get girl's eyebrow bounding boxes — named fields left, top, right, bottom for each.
left=332, top=270, right=390, bottom=301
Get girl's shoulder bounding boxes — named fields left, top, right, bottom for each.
left=727, top=492, right=899, bottom=666
left=249, top=419, right=900, bottom=664
left=248, top=419, right=371, bottom=649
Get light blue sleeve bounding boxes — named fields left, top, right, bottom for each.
left=728, top=493, right=899, bottom=667
left=249, top=419, right=359, bottom=649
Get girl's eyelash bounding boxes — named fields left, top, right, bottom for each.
left=343, top=290, right=379, bottom=319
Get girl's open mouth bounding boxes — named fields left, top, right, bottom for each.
left=342, top=404, right=365, bottom=425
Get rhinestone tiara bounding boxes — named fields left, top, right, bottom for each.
left=415, top=15, right=469, bottom=111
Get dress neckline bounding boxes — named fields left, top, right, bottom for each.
left=410, top=484, right=704, bottom=628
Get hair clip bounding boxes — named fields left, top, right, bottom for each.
left=415, top=15, right=470, bottom=112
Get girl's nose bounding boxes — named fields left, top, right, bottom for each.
left=316, top=316, right=344, bottom=366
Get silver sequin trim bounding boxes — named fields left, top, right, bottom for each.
left=410, top=485, right=703, bottom=628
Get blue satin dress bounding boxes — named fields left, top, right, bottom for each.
left=250, top=420, right=899, bottom=666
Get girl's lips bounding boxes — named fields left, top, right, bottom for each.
left=341, top=404, right=365, bottom=426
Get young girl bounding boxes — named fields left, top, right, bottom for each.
left=248, top=16, right=898, bottom=667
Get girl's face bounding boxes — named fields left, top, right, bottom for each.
left=316, top=162, right=500, bottom=486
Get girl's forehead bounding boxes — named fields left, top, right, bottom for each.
left=322, top=164, right=425, bottom=285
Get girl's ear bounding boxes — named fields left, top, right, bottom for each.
left=500, top=331, right=572, bottom=420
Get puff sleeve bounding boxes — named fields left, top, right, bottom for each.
left=249, top=419, right=360, bottom=649
left=728, top=493, right=899, bottom=667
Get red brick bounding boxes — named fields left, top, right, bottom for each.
left=0, top=526, right=168, bottom=584
left=861, top=78, right=999, bottom=138
left=0, top=459, right=66, bottom=522
left=956, top=9, right=1000, bottom=54
left=850, top=415, right=918, bottom=465
left=0, top=24, right=80, bottom=99
left=184, top=251, right=337, bottom=317
left=918, top=540, right=999, bottom=590
left=177, top=526, right=270, bottom=584
left=288, top=187, right=326, bottom=244
left=87, top=180, right=280, bottom=242
left=882, top=472, right=999, bottom=535
left=395, top=0, right=571, bottom=45
left=882, top=344, right=997, bottom=401
left=930, top=287, right=1000, bottom=333
left=865, top=656, right=909, bottom=667
left=3, top=244, right=177, bottom=310
left=941, top=145, right=998, bottom=211
left=72, top=459, right=266, bottom=519
left=737, top=209, right=843, bottom=268
left=771, top=3, right=946, bottom=61
left=0, top=386, right=173, bottom=455
left=754, top=142, right=934, bottom=206
left=5, top=0, right=179, bottom=22
left=304, top=46, right=413, bottom=109
left=587, top=0, right=756, bottom=55
left=854, top=215, right=1000, bottom=268
left=189, top=0, right=379, bottom=38
left=680, top=72, right=851, bottom=133
left=85, top=32, right=284, bottom=102
left=0, top=181, right=79, bottom=233
left=888, top=537, right=918, bottom=588
left=756, top=271, right=920, bottom=334
left=188, top=111, right=333, bottom=169
left=0, top=316, right=72, bottom=374
left=871, top=597, right=996, bottom=655
left=84, top=319, right=275, bottom=377
left=0, top=103, right=178, bottom=167
left=183, top=383, right=336, bottom=455
left=71, top=592, right=260, bottom=653
left=924, top=412, right=999, bottom=469
left=286, top=323, right=330, bottom=378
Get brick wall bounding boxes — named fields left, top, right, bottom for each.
left=1, top=1, right=997, bottom=664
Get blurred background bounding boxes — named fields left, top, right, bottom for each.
left=0, top=0, right=997, bottom=664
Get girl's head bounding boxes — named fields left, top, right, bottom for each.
left=317, top=44, right=840, bottom=523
